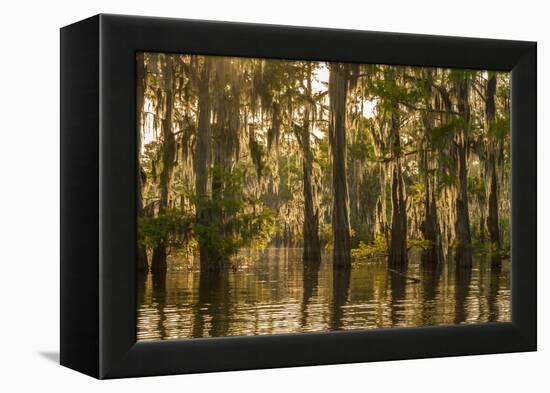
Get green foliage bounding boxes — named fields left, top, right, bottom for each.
left=408, top=239, right=433, bottom=251
left=249, top=136, right=267, bottom=178
left=408, top=182, right=424, bottom=204
left=351, top=235, right=389, bottom=260
left=192, top=165, right=278, bottom=261
left=471, top=238, right=509, bottom=260
left=192, top=218, right=235, bottom=258
left=138, top=208, right=193, bottom=251
left=491, top=116, right=510, bottom=140
left=141, top=141, right=161, bottom=182
left=468, top=175, right=486, bottom=202
left=348, top=129, right=375, bottom=162
left=192, top=207, right=277, bottom=258
left=430, top=116, right=462, bottom=149
left=320, top=222, right=334, bottom=249
left=470, top=215, right=510, bottom=260
left=237, top=208, right=278, bottom=249
left=368, top=67, right=428, bottom=109
left=438, top=172, right=458, bottom=192
left=351, top=236, right=433, bottom=261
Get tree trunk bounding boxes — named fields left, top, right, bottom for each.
left=210, top=58, right=241, bottom=269
left=487, top=159, right=500, bottom=264
left=328, top=63, right=352, bottom=269
left=301, top=68, right=322, bottom=265
left=302, top=108, right=322, bottom=264
left=422, top=170, right=443, bottom=265
left=455, top=77, right=473, bottom=269
left=485, top=74, right=501, bottom=266
left=388, top=105, right=408, bottom=270
left=421, top=114, right=443, bottom=265
left=193, top=59, right=224, bottom=271
left=136, top=52, right=149, bottom=272
left=151, top=57, right=176, bottom=273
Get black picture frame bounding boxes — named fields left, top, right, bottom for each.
left=60, top=14, right=537, bottom=379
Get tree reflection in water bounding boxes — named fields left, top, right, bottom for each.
left=331, top=266, right=351, bottom=330
left=137, top=248, right=510, bottom=341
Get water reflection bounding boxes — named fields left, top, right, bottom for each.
left=137, top=248, right=511, bottom=341
left=454, top=266, right=472, bottom=324
left=331, top=266, right=351, bottom=330
left=389, top=273, right=407, bottom=326
left=301, top=258, right=321, bottom=328
left=420, top=262, right=442, bottom=324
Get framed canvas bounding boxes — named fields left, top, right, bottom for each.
left=60, top=14, right=536, bottom=379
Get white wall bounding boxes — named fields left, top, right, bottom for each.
left=0, top=0, right=545, bottom=390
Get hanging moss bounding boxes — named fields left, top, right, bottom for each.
left=136, top=53, right=511, bottom=272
